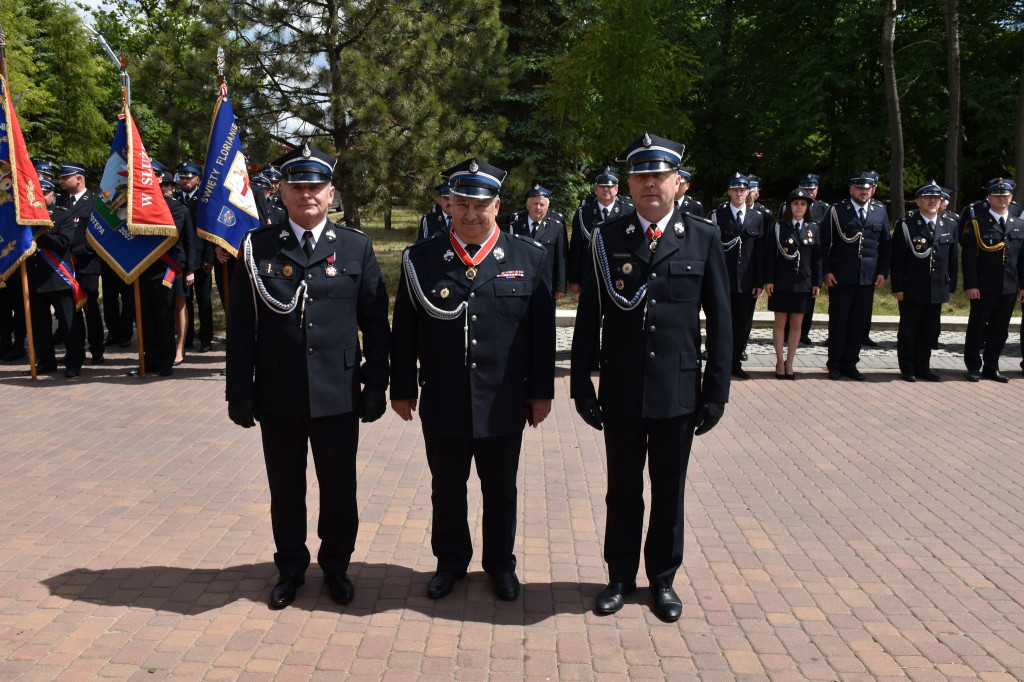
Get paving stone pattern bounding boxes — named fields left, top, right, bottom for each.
left=2, top=341, right=1024, bottom=680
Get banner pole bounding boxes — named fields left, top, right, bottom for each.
left=134, top=279, right=145, bottom=377
left=19, top=262, right=36, bottom=380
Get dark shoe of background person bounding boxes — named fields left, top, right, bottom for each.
left=901, top=372, right=916, bottom=382
left=24, top=363, right=58, bottom=375
left=786, top=372, right=796, bottom=380
left=199, top=342, right=213, bottom=353
left=427, top=571, right=464, bottom=599
left=103, top=335, right=117, bottom=347
left=800, top=336, right=813, bottom=345
left=595, top=581, right=636, bottom=615
left=269, top=573, right=304, bottom=609
left=91, top=354, right=104, bottom=365
left=649, top=586, right=682, bottom=622
left=64, top=368, right=80, bottom=379
left=741, top=351, right=748, bottom=361
left=3, top=345, right=26, bottom=361
left=918, top=370, right=941, bottom=382
left=323, top=572, right=354, bottom=605
left=731, top=367, right=750, bottom=380
left=491, top=572, right=520, bottom=601
left=828, top=369, right=842, bottom=381
left=158, top=368, right=174, bottom=377
left=863, top=336, right=878, bottom=347
left=118, top=337, right=133, bottom=348
left=966, top=371, right=980, bottom=382
left=843, top=368, right=866, bottom=381
left=981, top=368, right=1009, bottom=383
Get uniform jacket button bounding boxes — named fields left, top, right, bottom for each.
left=469, top=292, right=475, bottom=299
left=648, top=351, right=655, bottom=358
left=307, top=322, right=314, bottom=330
left=470, top=362, right=477, bottom=369
left=471, top=314, right=477, bottom=321
left=308, top=348, right=314, bottom=355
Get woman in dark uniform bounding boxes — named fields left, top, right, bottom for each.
left=763, top=188, right=822, bottom=379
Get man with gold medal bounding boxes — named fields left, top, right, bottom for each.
left=390, top=157, right=555, bottom=602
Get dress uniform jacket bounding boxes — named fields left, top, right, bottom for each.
left=226, top=220, right=391, bottom=419
left=959, top=206, right=1024, bottom=295
left=568, top=195, right=634, bottom=286
left=508, top=209, right=568, bottom=294
left=27, top=206, right=76, bottom=293
left=821, top=198, right=891, bottom=285
left=809, top=199, right=830, bottom=225
left=390, top=230, right=555, bottom=439
left=677, top=195, right=704, bottom=218
left=763, top=220, right=822, bottom=292
left=709, top=202, right=766, bottom=294
left=890, top=210, right=958, bottom=303
left=62, top=190, right=100, bottom=288
left=570, top=209, right=731, bottom=418
left=417, top=205, right=450, bottom=241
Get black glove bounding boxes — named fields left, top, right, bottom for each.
left=574, top=396, right=604, bottom=431
left=358, top=387, right=387, bottom=423
left=228, top=400, right=256, bottom=428
left=694, top=402, right=724, bottom=436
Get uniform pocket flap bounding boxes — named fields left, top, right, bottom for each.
left=679, top=349, right=700, bottom=370
left=494, top=279, right=531, bottom=296
left=345, top=345, right=358, bottom=368
left=669, top=260, right=704, bottom=276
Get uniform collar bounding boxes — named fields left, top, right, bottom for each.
left=289, top=217, right=328, bottom=245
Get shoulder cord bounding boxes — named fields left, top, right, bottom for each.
left=901, top=219, right=933, bottom=259
left=402, top=248, right=470, bottom=362
left=828, top=205, right=863, bottom=259
left=243, top=234, right=308, bottom=327
left=591, top=228, right=648, bottom=314
left=576, top=205, right=592, bottom=241
left=774, top=222, right=800, bottom=271
left=713, top=211, right=743, bottom=255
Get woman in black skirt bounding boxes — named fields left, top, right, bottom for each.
left=763, top=188, right=822, bottom=379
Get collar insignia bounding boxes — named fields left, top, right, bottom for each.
left=674, top=221, right=685, bottom=237
left=325, top=229, right=336, bottom=242
left=625, top=224, right=636, bottom=236
left=493, top=247, right=505, bottom=261
left=443, top=249, right=455, bottom=263
left=278, top=229, right=290, bottom=241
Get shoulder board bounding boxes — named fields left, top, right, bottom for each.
left=335, top=224, right=369, bottom=238
left=551, top=210, right=564, bottom=218
left=620, top=197, right=634, bottom=206
left=871, top=199, right=884, bottom=207
left=52, top=205, right=70, bottom=213
left=511, top=233, right=546, bottom=250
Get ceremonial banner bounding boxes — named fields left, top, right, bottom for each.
left=197, top=93, right=260, bottom=256
left=0, top=72, right=51, bottom=282
left=87, top=112, right=176, bottom=283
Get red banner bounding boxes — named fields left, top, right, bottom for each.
left=124, top=107, right=176, bottom=237
left=3, top=75, right=51, bottom=232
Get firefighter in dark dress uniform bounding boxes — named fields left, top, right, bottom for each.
left=890, top=182, right=958, bottom=382
left=417, top=182, right=452, bottom=241
left=674, top=167, right=704, bottom=218
left=175, top=161, right=214, bottom=353
left=59, top=162, right=104, bottom=364
left=226, top=143, right=391, bottom=609
left=568, top=166, right=633, bottom=292
left=570, top=132, right=731, bottom=622
left=390, top=157, right=555, bottom=602
left=508, top=185, right=568, bottom=299
left=26, top=179, right=84, bottom=377
left=820, top=172, right=891, bottom=380
left=789, top=174, right=830, bottom=344
left=709, top=173, right=766, bottom=379
left=959, top=178, right=1024, bottom=382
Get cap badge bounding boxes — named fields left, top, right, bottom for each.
left=302, top=142, right=311, bottom=158
left=533, top=184, right=540, bottom=190
left=493, top=247, right=505, bottom=261
left=469, top=160, right=479, bottom=173
left=642, top=132, right=652, bottom=147
left=443, top=249, right=455, bottom=263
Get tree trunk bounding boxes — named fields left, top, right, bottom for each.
left=1016, top=43, right=1024, bottom=206
left=384, top=200, right=392, bottom=231
left=882, top=0, right=904, bottom=218
left=944, top=0, right=962, bottom=210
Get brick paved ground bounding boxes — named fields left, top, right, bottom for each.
left=3, top=336, right=1024, bottom=680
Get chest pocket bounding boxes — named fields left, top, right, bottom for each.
left=668, top=259, right=703, bottom=301
left=1007, top=226, right=1024, bottom=242
left=327, top=261, right=361, bottom=298
left=494, top=278, right=531, bottom=319
left=936, top=232, right=955, bottom=245
left=257, top=260, right=296, bottom=279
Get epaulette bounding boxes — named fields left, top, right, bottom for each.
left=512, top=233, right=546, bottom=250
left=51, top=205, right=70, bottom=213
left=335, top=224, right=368, bottom=237
left=718, top=201, right=729, bottom=209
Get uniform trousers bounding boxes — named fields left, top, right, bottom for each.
left=186, top=270, right=214, bottom=346
left=422, top=429, right=522, bottom=576
left=31, top=291, right=84, bottom=371
left=826, top=284, right=874, bottom=372
left=602, top=412, right=696, bottom=588
left=138, top=281, right=175, bottom=374
left=259, top=412, right=359, bottom=576
left=896, top=300, right=940, bottom=376
left=730, top=292, right=756, bottom=369
left=213, top=258, right=236, bottom=312
left=78, top=286, right=105, bottom=356
left=0, top=278, right=25, bottom=349
left=964, top=293, right=1016, bottom=373
left=101, top=264, right=133, bottom=343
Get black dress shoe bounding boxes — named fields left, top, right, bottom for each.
left=982, top=369, right=1009, bottom=383
left=595, top=581, right=636, bottom=615
left=199, top=342, right=213, bottom=353
left=649, top=586, right=682, bottom=622
left=800, top=336, right=813, bottom=345
left=731, top=367, right=750, bottom=380
left=427, top=571, right=464, bottom=599
left=269, top=574, right=304, bottom=609
left=172, top=359, right=183, bottom=366
left=901, top=372, right=916, bottom=382
left=828, top=369, right=842, bottom=380
left=118, top=338, right=133, bottom=348
left=843, top=369, right=866, bottom=381
left=863, top=336, right=878, bottom=347
left=966, top=371, right=980, bottom=382
left=741, top=351, right=748, bottom=361
left=786, top=373, right=796, bottom=380
left=24, top=363, right=58, bottom=375
left=775, top=373, right=786, bottom=380
left=323, top=572, right=354, bottom=605
left=158, top=368, right=174, bottom=377
left=918, top=370, right=941, bottom=382
left=491, top=572, right=520, bottom=601
left=103, top=335, right=117, bottom=347
left=64, top=368, right=80, bottom=378
left=91, top=354, right=104, bottom=365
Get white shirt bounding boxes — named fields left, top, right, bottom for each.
left=990, top=208, right=1009, bottom=224
left=636, top=211, right=669, bottom=237
left=289, top=218, right=327, bottom=248
left=731, top=204, right=745, bottom=223
left=70, top=189, right=87, bottom=204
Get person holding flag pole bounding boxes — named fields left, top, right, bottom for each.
left=0, top=24, right=54, bottom=381
left=86, top=49, right=179, bottom=377
left=197, top=47, right=262, bottom=321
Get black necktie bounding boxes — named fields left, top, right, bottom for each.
left=465, top=243, right=480, bottom=257
left=302, top=231, right=314, bottom=259
left=859, top=208, right=866, bottom=222
left=736, top=210, right=743, bottom=224
left=602, top=208, right=609, bottom=221
left=531, top=221, right=539, bottom=235
left=926, top=220, right=934, bottom=236
left=999, top=217, right=1006, bottom=231
left=446, top=215, right=452, bottom=229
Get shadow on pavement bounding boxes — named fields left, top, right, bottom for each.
left=42, top=562, right=603, bottom=623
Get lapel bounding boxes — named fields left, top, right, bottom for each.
left=650, top=211, right=682, bottom=268
left=278, top=228, right=307, bottom=266
left=627, top=217, right=653, bottom=267
left=307, top=224, right=338, bottom=266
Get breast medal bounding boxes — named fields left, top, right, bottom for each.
left=282, top=265, right=293, bottom=277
